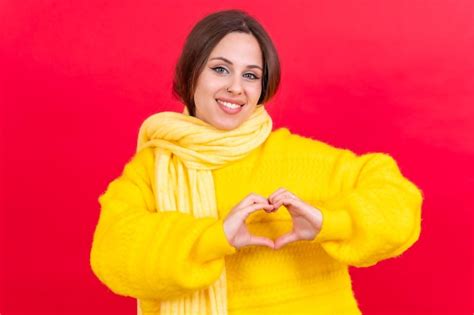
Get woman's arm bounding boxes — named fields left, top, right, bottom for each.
left=89, top=147, right=236, bottom=300
left=313, top=147, right=424, bottom=267
left=277, top=129, right=423, bottom=267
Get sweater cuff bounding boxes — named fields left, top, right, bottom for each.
left=313, top=206, right=353, bottom=243
left=192, top=219, right=237, bottom=263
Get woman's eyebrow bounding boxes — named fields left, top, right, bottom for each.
left=209, top=56, right=262, bottom=70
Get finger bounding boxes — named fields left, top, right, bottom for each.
left=241, top=193, right=271, bottom=208
left=248, top=236, right=275, bottom=249
left=270, top=190, right=297, bottom=207
left=242, top=203, right=274, bottom=218
left=272, top=197, right=301, bottom=212
left=265, top=207, right=278, bottom=213
left=267, top=187, right=287, bottom=204
left=231, top=194, right=269, bottom=215
left=274, top=232, right=299, bottom=249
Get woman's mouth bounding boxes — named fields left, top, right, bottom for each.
left=216, top=99, right=244, bottom=115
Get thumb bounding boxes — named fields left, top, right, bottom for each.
left=248, top=235, right=275, bottom=249
left=274, top=232, right=299, bottom=249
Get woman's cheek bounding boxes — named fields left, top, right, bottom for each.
left=251, top=86, right=262, bottom=104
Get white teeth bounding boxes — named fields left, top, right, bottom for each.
left=217, top=99, right=241, bottom=109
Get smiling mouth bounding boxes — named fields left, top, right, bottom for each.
left=215, top=99, right=245, bottom=108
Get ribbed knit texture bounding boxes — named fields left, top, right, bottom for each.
left=90, top=124, right=423, bottom=315
left=135, top=105, right=272, bottom=315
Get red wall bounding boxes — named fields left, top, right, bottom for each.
left=1, top=1, right=473, bottom=314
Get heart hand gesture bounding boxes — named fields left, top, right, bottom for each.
left=223, top=188, right=323, bottom=250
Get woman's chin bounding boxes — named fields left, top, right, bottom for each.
left=214, top=124, right=239, bottom=131
left=212, top=120, right=241, bottom=131
left=208, top=115, right=244, bottom=131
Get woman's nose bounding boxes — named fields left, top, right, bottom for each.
left=226, top=75, right=243, bottom=95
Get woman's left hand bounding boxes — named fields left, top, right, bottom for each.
left=268, top=188, right=323, bottom=249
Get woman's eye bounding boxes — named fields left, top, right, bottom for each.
left=244, top=73, right=259, bottom=80
left=212, top=66, right=228, bottom=74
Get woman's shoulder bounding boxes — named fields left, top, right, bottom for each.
left=265, top=127, right=343, bottom=157
left=122, top=146, right=156, bottom=183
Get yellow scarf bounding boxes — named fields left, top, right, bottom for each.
left=135, top=105, right=273, bottom=315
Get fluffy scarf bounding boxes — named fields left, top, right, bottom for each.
left=135, top=105, right=273, bottom=315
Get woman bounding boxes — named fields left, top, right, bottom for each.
left=90, top=9, right=423, bottom=315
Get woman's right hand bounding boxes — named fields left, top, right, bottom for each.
left=223, top=193, right=275, bottom=249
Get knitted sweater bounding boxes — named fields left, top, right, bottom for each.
left=90, top=127, right=423, bottom=315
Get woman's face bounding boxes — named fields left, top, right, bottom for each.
left=193, top=32, right=263, bottom=130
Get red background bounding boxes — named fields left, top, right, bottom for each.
left=1, top=0, right=473, bottom=314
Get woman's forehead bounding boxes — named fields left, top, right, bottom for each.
left=208, top=33, right=263, bottom=68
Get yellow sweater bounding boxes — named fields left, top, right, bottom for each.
left=90, top=127, right=423, bottom=315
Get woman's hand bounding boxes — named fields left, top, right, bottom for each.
left=268, top=188, right=323, bottom=249
left=223, top=193, right=275, bottom=249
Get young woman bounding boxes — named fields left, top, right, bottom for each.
left=90, top=9, right=423, bottom=315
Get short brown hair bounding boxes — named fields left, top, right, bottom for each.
left=172, top=9, right=281, bottom=117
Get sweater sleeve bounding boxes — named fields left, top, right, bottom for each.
left=274, top=128, right=424, bottom=268
left=311, top=146, right=424, bottom=267
left=89, top=147, right=236, bottom=300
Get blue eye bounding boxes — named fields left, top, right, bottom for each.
left=244, top=73, right=259, bottom=80
left=212, top=66, right=228, bottom=74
